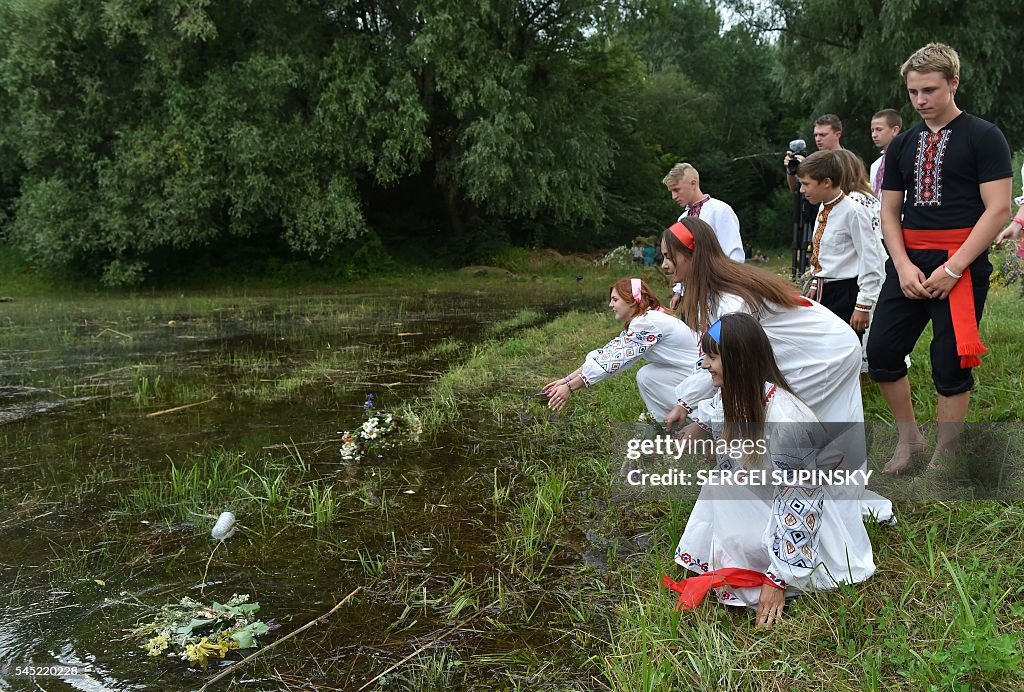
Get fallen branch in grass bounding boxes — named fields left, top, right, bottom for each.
left=356, top=600, right=495, bottom=691
left=146, top=395, right=218, bottom=418
left=198, top=587, right=362, bottom=691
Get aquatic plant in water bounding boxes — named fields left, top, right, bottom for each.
left=339, top=398, right=423, bottom=462
left=134, top=594, right=274, bottom=666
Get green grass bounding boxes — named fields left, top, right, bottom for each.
left=407, top=284, right=1024, bottom=689
left=6, top=260, right=1022, bottom=689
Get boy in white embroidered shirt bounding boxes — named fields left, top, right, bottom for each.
left=797, top=150, right=886, bottom=335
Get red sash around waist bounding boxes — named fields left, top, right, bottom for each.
left=662, top=568, right=782, bottom=610
left=902, top=227, right=986, bottom=368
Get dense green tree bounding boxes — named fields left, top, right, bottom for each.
left=728, top=0, right=1024, bottom=153
left=608, top=0, right=794, bottom=246
left=0, top=0, right=636, bottom=283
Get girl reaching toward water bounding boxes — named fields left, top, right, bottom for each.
left=543, top=278, right=699, bottom=421
left=665, top=313, right=878, bottom=626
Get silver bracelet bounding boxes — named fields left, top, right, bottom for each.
left=943, top=264, right=963, bottom=280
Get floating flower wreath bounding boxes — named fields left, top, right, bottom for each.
left=340, top=395, right=423, bottom=462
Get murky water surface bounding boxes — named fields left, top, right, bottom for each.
left=0, top=286, right=599, bottom=690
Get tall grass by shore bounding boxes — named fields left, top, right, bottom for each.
left=410, top=285, right=1024, bottom=689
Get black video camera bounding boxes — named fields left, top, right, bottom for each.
left=786, top=139, right=807, bottom=175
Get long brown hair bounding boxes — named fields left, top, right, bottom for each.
left=661, top=217, right=803, bottom=330
left=834, top=149, right=874, bottom=198
left=611, top=277, right=663, bottom=329
left=700, top=313, right=793, bottom=443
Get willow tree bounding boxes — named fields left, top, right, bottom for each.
left=0, top=0, right=636, bottom=283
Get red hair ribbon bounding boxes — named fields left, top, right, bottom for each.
left=668, top=222, right=695, bottom=251
left=662, top=568, right=783, bottom=610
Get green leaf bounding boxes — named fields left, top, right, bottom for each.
left=228, top=621, right=270, bottom=649
left=173, top=617, right=215, bottom=637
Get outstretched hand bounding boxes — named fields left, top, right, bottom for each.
left=994, top=223, right=1022, bottom=245
left=542, top=379, right=564, bottom=395
left=546, top=383, right=572, bottom=412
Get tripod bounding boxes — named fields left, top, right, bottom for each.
left=790, top=189, right=816, bottom=280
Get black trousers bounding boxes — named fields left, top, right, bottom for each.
left=866, top=249, right=991, bottom=395
left=818, top=277, right=859, bottom=325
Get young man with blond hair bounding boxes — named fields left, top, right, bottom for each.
left=866, top=43, right=1012, bottom=474
left=663, top=163, right=744, bottom=262
left=869, top=109, right=902, bottom=200
left=663, top=163, right=745, bottom=308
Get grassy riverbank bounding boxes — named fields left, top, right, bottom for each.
left=406, top=286, right=1024, bottom=689
left=2, top=252, right=1021, bottom=689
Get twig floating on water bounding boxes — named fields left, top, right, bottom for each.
left=198, top=587, right=362, bottom=691
left=94, top=328, right=133, bottom=340
left=262, top=438, right=343, bottom=450
left=146, top=395, right=218, bottom=418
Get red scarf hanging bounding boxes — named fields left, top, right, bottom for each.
left=903, top=227, right=986, bottom=368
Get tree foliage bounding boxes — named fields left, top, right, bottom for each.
left=729, top=0, right=1024, bottom=152
left=3, top=1, right=1011, bottom=285
left=0, top=0, right=637, bottom=283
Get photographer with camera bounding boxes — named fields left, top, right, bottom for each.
left=784, top=114, right=844, bottom=192
left=784, top=115, right=845, bottom=279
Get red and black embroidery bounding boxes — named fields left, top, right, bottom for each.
left=686, top=194, right=711, bottom=217
left=913, top=130, right=951, bottom=207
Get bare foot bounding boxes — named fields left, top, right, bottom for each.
left=882, top=440, right=929, bottom=474
left=927, top=445, right=956, bottom=471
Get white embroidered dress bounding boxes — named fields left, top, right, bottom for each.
left=673, top=385, right=878, bottom=607
left=672, top=292, right=893, bottom=522
left=673, top=293, right=862, bottom=425
left=579, top=310, right=699, bottom=421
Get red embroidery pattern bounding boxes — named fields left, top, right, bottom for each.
left=687, top=194, right=711, bottom=217
left=809, top=194, right=845, bottom=274
left=913, top=130, right=951, bottom=207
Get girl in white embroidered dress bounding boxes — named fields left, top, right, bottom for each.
left=671, top=313, right=877, bottom=626
left=543, top=277, right=699, bottom=421
left=660, top=217, right=893, bottom=523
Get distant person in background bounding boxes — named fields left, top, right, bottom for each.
left=663, top=163, right=745, bottom=262
left=835, top=149, right=883, bottom=240
left=642, top=244, right=655, bottom=266
left=834, top=149, right=891, bottom=372
left=543, top=278, right=699, bottom=421
left=784, top=114, right=844, bottom=193
left=869, top=109, right=903, bottom=200
left=632, top=241, right=644, bottom=264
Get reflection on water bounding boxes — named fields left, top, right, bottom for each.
left=0, top=287, right=594, bottom=689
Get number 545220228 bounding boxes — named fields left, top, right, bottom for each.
left=11, top=665, right=83, bottom=677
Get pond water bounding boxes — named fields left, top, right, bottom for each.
left=0, top=284, right=604, bottom=690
